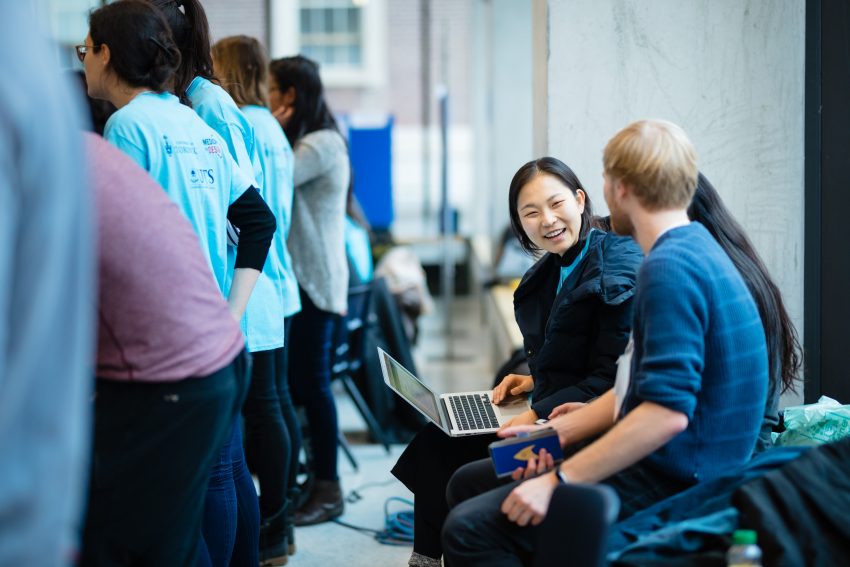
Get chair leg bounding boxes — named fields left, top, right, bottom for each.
left=338, top=431, right=359, bottom=472
left=340, top=375, right=392, bottom=454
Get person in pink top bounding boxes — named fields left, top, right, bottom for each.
left=81, top=132, right=250, bottom=566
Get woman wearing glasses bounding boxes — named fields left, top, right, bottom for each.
left=81, top=1, right=274, bottom=565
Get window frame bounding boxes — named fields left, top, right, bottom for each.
left=269, top=0, right=387, bottom=88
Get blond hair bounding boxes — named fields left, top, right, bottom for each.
left=211, top=35, right=269, bottom=108
left=603, top=119, right=698, bottom=209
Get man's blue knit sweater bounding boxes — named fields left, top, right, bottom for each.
left=624, top=222, right=768, bottom=484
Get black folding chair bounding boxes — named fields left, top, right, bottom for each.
left=332, top=283, right=392, bottom=470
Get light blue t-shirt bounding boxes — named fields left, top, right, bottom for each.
left=104, top=91, right=253, bottom=294
left=187, top=76, right=263, bottom=187
left=344, top=216, right=373, bottom=284
left=243, top=105, right=302, bottom=319
left=556, top=228, right=596, bottom=294
left=188, top=78, right=286, bottom=351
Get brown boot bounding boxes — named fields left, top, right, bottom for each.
left=293, top=480, right=344, bottom=526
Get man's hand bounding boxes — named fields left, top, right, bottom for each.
left=498, top=408, right=539, bottom=432
left=548, top=402, right=587, bottom=419
left=492, top=374, right=534, bottom=405
left=497, top=423, right=544, bottom=439
left=501, top=472, right=559, bottom=526
left=510, top=447, right=555, bottom=481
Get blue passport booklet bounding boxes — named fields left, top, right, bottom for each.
left=488, top=427, right=564, bottom=478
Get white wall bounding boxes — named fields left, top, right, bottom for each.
left=543, top=0, right=806, bottom=404
left=473, top=0, right=534, bottom=244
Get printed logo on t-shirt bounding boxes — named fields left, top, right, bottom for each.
left=202, top=137, right=223, bottom=158
left=166, top=139, right=198, bottom=156
left=189, top=168, right=216, bottom=186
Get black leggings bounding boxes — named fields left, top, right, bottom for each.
left=391, top=423, right=494, bottom=558
left=242, top=319, right=301, bottom=519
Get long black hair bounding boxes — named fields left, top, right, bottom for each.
left=269, top=55, right=340, bottom=146
left=688, top=173, right=802, bottom=394
left=508, top=157, right=595, bottom=255
left=89, top=0, right=181, bottom=93
left=147, top=0, right=215, bottom=101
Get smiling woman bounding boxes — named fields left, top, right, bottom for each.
left=391, top=156, right=644, bottom=566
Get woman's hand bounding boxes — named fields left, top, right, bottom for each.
left=498, top=408, right=539, bottom=432
left=548, top=402, right=587, bottom=419
left=492, top=374, right=534, bottom=405
left=271, top=104, right=294, bottom=128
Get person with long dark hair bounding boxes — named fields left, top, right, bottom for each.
left=212, top=34, right=302, bottom=566
left=82, top=2, right=275, bottom=565
left=441, top=121, right=769, bottom=567
left=148, top=0, right=261, bottom=184
left=688, top=172, right=801, bottom=451
left=268, top=55, right=350, bottom=526
left=549, top=173, right=803, bottom=450
left=392, top=157, right=643, bottom=567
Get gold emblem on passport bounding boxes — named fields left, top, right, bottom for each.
left=513, top=445, right=538, bottom=462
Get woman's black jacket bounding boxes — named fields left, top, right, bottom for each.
left=514, top=230, right=643, bottom=418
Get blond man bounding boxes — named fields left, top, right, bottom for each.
left=441, top=120, right=769, bottom=567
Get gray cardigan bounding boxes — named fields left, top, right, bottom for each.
left=288, top=129, right=350, bottom=314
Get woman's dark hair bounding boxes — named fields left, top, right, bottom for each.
left=71, top=71, right=116, bottom=135
left=89, top=0, right=181, bottom=93
left=688, top=173, right=802, bottom=394
left=508, top=157, right=595, bottom=254
left=147, top=0, right=215, bottom=101
left=269, top=55, right=340, bottom=145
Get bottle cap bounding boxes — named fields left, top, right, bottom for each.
left=732, top=530, right=757, bottom=545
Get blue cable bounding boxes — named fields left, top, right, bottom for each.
left=375, top=497, right=414, bottom=546
left=332, top=495, right=415, bottom=546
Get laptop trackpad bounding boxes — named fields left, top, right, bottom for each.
left=494, top=394, right=531, bottom=420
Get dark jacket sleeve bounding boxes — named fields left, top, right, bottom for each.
left=227, top=186, right=276, bottom=271
left=530, top=296, right=634, bottom=417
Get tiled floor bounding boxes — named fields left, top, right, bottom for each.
left=292, top=294, right=495, bottom=566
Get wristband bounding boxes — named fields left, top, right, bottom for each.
left=556, top=468, right=570, bottom=485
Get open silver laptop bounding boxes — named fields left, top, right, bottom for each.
left=377, top=347, right=530, bottom=437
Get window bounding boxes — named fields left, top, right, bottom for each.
left=300, top=0, right=363, bottom=68
left=42, top=0, right=104, bottom=67
left=270, top=0, right=386, bottom=87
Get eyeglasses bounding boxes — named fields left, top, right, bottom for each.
left=75, top=44, right=98, bottom=63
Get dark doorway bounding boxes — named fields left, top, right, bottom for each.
left=804, top=0, right=850, bottom=403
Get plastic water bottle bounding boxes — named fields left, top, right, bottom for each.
left=727, top=530, right=762, bottom=566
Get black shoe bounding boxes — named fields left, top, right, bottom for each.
left=293, top=480, right=344, bottom=526
left=286, top=489, right=298, bottom=555
left=260, top=506, right=288, bottom=566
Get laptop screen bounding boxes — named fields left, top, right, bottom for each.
left=380, top=351, right=442, bottom=424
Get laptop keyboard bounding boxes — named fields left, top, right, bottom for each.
left=448, top=393, right=499, bottom=431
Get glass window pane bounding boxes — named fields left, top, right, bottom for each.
left=324, top=8, right=335, bottom=33
left=348, top=8, right=361, bottom=33
left=349, top=45, right=362, bottom=66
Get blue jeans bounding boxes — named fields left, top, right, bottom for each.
left=288, top=288, right=339, bottom=481
left=199, top=420, right=260, bottom=567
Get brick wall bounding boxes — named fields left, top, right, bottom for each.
left=198, top=0, right=474, bottom=126
left=203, top=0, right=268, bottom=47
